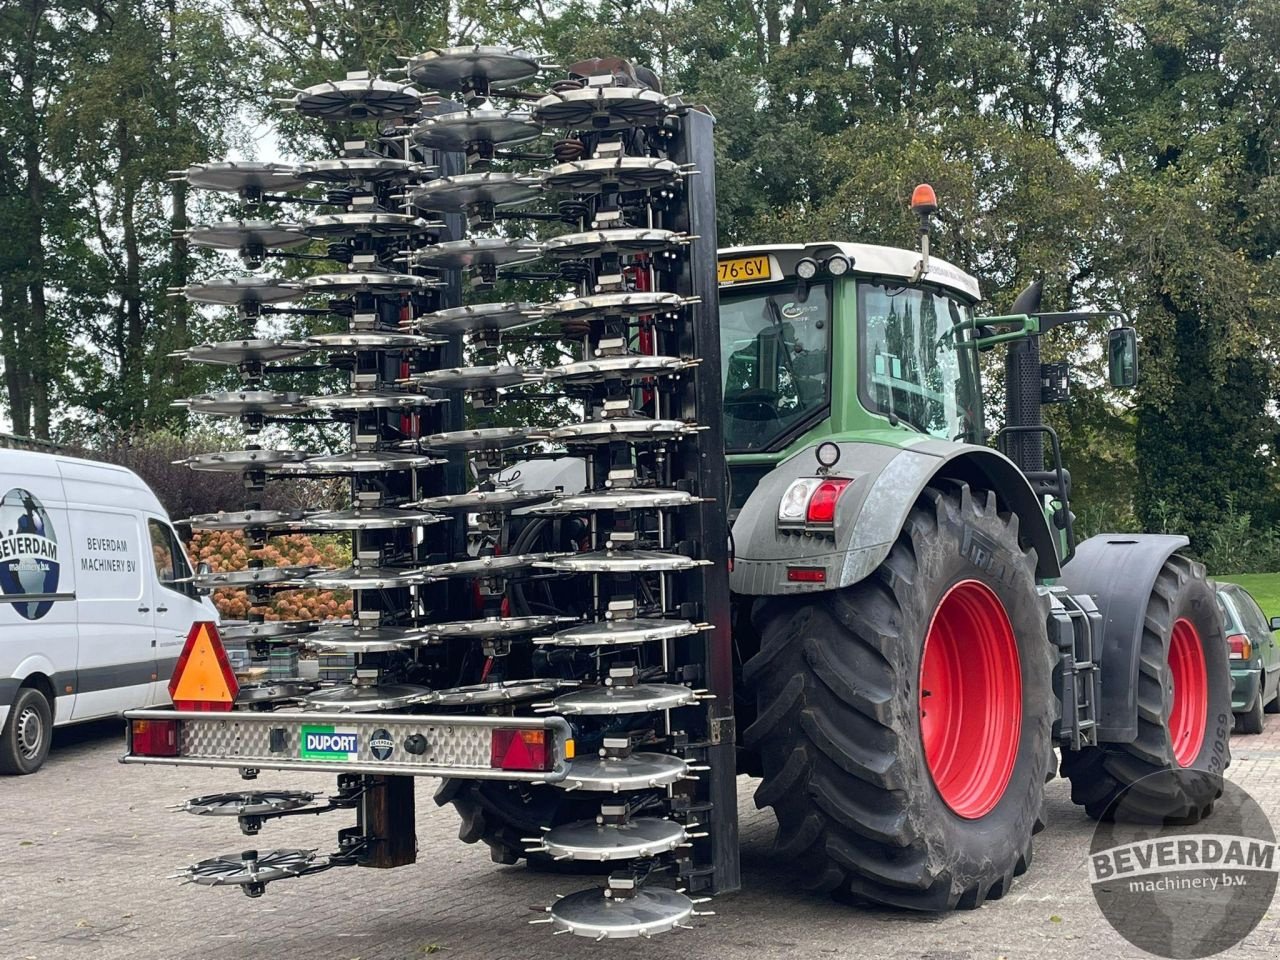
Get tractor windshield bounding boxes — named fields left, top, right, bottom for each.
left=719, top=283, right=831, bottom=452
left=858, top=281, right=981, bottom=441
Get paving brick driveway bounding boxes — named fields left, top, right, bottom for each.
left=3, top=720, right=1279, bottom=960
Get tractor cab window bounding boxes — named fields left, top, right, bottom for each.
left=719, top=284, right=831, bottom=452
left=858, top=281, right=981, bottom=441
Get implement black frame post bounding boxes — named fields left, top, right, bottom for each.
left=668, top=106, right=740, bottom=895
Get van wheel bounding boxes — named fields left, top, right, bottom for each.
left=0, top=687, right=53, bottom=775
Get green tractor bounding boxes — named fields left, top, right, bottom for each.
left=126, top=51, right=1231, bottom=932
left=717, top=208, right=1230, bottom=909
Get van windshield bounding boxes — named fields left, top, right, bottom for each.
left=719, top=284, right=831, bottom=452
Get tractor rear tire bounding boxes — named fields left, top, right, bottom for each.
left=1060, top=554, right=1230, bottom=821
left=745, top=481, right=1053, bottom=911
left=435, top=778, right=600, bottom=868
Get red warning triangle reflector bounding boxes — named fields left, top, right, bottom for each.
left=168, top=621, right=239, bottom=711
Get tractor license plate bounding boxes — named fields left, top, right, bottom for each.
left=718, top=256, right=772, bottom=285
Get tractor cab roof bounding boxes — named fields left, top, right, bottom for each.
left=718, top=241, right=982, bottom=303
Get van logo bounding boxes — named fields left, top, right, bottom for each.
left=0, top=488, right=60, bottom=621
left=299, top=725, right=359, bottom=760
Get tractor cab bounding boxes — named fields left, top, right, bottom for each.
left=716, top=241, right=985, bottom=504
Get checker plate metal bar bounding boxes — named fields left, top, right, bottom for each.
left=122, top=709, right=572, bottom=781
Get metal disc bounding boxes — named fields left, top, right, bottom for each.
left=408, top=364, right=540, bottom=390
left=532, top=489, right=703, bottom=514
left=179, top=161, right=307, bottom=194
left=408, top=302, right=539, bottom=335
left=178, top=339, right=313, bottom=365
left=420, top=615, right=569, bottom=639
left=194, top=566, right=316, bottom=588
left=406, top=46, right=540, bottom=91
left=306, top=507, right=446, bottom=530
left=407, top=237, right=541, bottom=269
left=541, top=157, right=684, bottom=194
left=418, top=427, right=548, bottom=452
left=219, top=619, right=318, bottom=641
left=557, top=753, right=689, bottom=793
left=187, top=220, right=311, bottom=250
left=302, top=681, right=433, bottom=712
left=302, top=625, right=432, bottom=653
left=533, top=86, right=672, bottom=130
left=422, top=552, right=566, bottom=578
left=424, top=679, right=572, bottom=707
left=184, top=849, right=317, bottom=888
left=177, top=277, right=300, bottom=306
left=235, top=680, right=319, bottom=704
left=538, top=817, right=686, bottom=861
left=182, top=791, right=317, bottom=817
left=534, top=618, right=707, bottom=647
left=549, top=418, right=698, bottom=444
left=550, top=683, right=699, bottom=716
left=179, top=390, right=308, bottom=416
left=175, top=449, right=313, bottom=473
left=411, top=111, right=542, bottom=151
left=407, top=488, right=556, bottom=512
left=279, top=450, right=444, bottom=474
left=301, top=272, right=439, bottom=295
left=409, top=172, right=540, bottom=212
left=301, top=212, right=438, bottom=239
left=298, top=158, right=433, bottom=183
left=291, top=77, right=423, bottom=121
left=542, top=228, right=687, bottom=259
left=184, top=510, right=313, bottom=532
left=548, top=886, right=695, bottom=940
left=307, top=331, right=439, bottom=350
left=541, top=291, right=689, bottom=321
left=304, top=566, right=423, bottom=590
left=547, top=355, right=692, bottom=384
left=536, top=549, right=708, bottom=574
left=305, top=391, right=443, bottom=411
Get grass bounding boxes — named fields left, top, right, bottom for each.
left=1213, top=572, right=1280, bottom=619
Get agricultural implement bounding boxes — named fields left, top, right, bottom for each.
left=123, top=48, right=1231, bottom=936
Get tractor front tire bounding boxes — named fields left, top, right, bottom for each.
left=1060, top=554, right=1230, bottom=821
left=745, top=481, right=1053, bottom=911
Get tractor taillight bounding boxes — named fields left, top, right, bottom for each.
left=491, top=728, right=552, bottom=772
left=778, top=477, right=852, bottom=530
left=131, top=719, right=181, bottom=757
left=1227, top=634, right=1252, bottom=660
left=806, top=478, right=851, bottom=525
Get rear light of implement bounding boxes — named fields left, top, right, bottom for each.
left=131, top=718, right=181, bottom=757
left=491, top=727, right=554, bottom=772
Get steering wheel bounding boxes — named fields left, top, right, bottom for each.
left=724, top=388, right=783, bottom=423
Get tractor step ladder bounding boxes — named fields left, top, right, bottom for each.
left=1048, top=589, right=1102, bottom=750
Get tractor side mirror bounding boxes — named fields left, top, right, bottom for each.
left=1107, top=327, right=1138, bottom=388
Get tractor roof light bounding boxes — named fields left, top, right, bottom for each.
left=911, top=183, right=938, bottom=217
left=795, top=257, right=819, bottom=280
left=825, top=254, right=852, bottom=277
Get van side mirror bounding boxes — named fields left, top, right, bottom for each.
left=1108, top=327, right=1139, bottom=388
left=195, top=561, right=213, bottom=597
left=1269, top=616, right=1280, bottom=632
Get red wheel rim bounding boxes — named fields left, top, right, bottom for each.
left=1168, top=617, right=1208, bottom=767
left=919, top=579, right=1022, bottom=819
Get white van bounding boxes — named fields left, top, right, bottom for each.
left=0, top=449, right=216, bottom=774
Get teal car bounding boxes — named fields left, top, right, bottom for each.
left=1216, top=582, right=1280, bottom=734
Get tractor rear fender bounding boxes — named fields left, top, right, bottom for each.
left=729, top=439, right=1060, bottom=596
left=1056, top=533, right=1191, bottom=743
